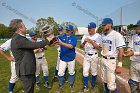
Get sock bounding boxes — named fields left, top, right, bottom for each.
left=36, top=76, right=39, bottom=84
left=104, top=83, right=109, bottom=93
left=59, top=76, right=64, bottom=85
left=91, top=75, right=97, bottom=87
left=44, top=76, right=48, bottom=83
left=8, top=82, right=15, bottom=92
left=70, top=75, right=75, bottom=86
left=84, top=76, right=88, bottom=88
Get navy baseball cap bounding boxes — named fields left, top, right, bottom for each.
left=57, top=26, right=63, bottom=31
left=101, top=18, right=113, bottom=26
left=29, top=31, right=37, bottom=37
left=134, top=20, right=140, bottom=27
left=88, top=22, right=96, bottom=28
left=66, top=25, right=74, bottom=31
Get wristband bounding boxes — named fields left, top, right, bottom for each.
left=134, top=52, right=140, bottom=56
left=118, top=62, right=122, bottom=67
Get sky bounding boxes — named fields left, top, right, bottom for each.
left=0, top=0, right=139, bottom=29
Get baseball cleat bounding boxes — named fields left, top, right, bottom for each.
left=70, top=85, right=75, bottom=93
left=56, top=85, right=62, bottom=93
left=79, top=86, right=89, bottom=93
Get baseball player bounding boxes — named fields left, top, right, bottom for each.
left=0, top=39, right=18, bottom=93
left=100, top=18, right=125, bottom=93
left=79, top=22, right=101, bottom=93
left=56, top=25, right=77, bottom=93
left=54, top=26, right=68, bottom=81
left=126, top=20, right=140, bottom=93
left=29, top=31, right=51, bottom=89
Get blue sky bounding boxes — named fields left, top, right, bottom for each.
left=0, top=0, right=139, bottom=29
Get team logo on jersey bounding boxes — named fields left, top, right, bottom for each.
left=102, top=40, right=112, bottom=44
left=134, top=41, right=140, bottom=45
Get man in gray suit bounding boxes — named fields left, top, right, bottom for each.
left=9, top=19, right=54, bottom=93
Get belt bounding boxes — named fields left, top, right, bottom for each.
left=37, top=55, right=44, bottom=59
left=87, top=53, right=97, bottom=56
left=103, top=56, right=115, bottom=59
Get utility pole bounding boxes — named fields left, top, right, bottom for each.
left=120, top=7, right=122, bottom=25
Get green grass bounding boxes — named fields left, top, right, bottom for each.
left=0, top=46, right=104, bottom=93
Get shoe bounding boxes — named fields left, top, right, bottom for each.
left=56, top=85, right=62, bottom=93
left=44, top=82, right=51, bottom=89
left=91, top=86, right=96, bottom=93
left=70, top=85, right=74, bottom=93
left=79, top=86, right=89, bottom=93
left=36, top=83, right=40, bottom=90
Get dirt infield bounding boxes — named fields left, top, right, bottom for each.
left=76, top=48, right=131, bottom=93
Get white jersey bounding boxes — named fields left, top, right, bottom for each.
left=0, top=39, right=13, bottom=57
left=101, top=30, right=125, bottom=57
left=81, top=33, right=102, bottom=54
left=128, top=34, right=140, bottom=62
left=35, top=39, right=45, bottom=58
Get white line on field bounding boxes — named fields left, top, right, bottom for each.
left=76, top=48, right=128, bottom=84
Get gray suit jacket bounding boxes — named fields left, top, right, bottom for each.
left=11, top=33, right=50, bottom=76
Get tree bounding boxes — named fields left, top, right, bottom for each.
left=61, top=22, right=78, bottom=35
left=35, top=17, right=59, bottom=36
left=96, top=26, right=103, bottom=34
left=0, top=24, right=13, bottom=38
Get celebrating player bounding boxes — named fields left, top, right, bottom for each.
left=56, top=25, right=77, bottom=93
left=29, top=31, right=51, bottom=89
left=79, top=22, right=101, bottom=93
left=100, top=18, right=125, bottom=93
left=126, top=20, right=140, bottom=93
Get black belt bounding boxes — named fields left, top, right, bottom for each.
left=87, top=53, right=97, bottom=56
left=103, top=56, right=115, bottom=59
left=37, top=55, right=44, bottom=59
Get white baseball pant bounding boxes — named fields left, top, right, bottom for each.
left=36, top=57, right=49, bottom=76
left=58, top=60, right=75, bottom=76
left=83, top=54, right=98, bottom=77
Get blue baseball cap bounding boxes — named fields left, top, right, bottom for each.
left=134, top=20, right=140, bottom=27
left=66, top=25, right=74, bottom=31
left=29, top=31, right=37, bottom=37
left=101, top=18, right=113, bottom=26
left=88, top=22, right=96, bottom=28
left=57, top=26, right=63, bottom=31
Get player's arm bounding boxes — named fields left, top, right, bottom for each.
left=0, top=50, right=15, bottom=62
left=57, top=37, right=77, bottom=49
left=115, top=33, right=126, bottom=74
left=118, top=48, right=124, bottom=64
left=84, top=38, right=100, bottom=50
left=58, top=41, right=74, bottom=49
left=80, top=36, right=86, bottom=48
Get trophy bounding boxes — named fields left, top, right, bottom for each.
left=39, top=25, right=58, bottom=45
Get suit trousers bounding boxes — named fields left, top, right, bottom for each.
left=19, top=74, right=35, bottom=93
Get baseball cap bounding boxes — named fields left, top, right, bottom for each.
left=88, top=22, right=96, bottom=28
left=29, top=31, right=37, bottom=37
left=134, top=20, right=140, bottom=27
left=101, top=18, right=113, bottom=26
left=66, top=25, right=74, bottom=31
left=57, top=26, right=63, bottom=31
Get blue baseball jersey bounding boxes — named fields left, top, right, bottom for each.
left=57, top=34, right=77, bottom=62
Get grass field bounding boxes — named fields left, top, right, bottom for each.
left=0, top=45, right=104, bottom=93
